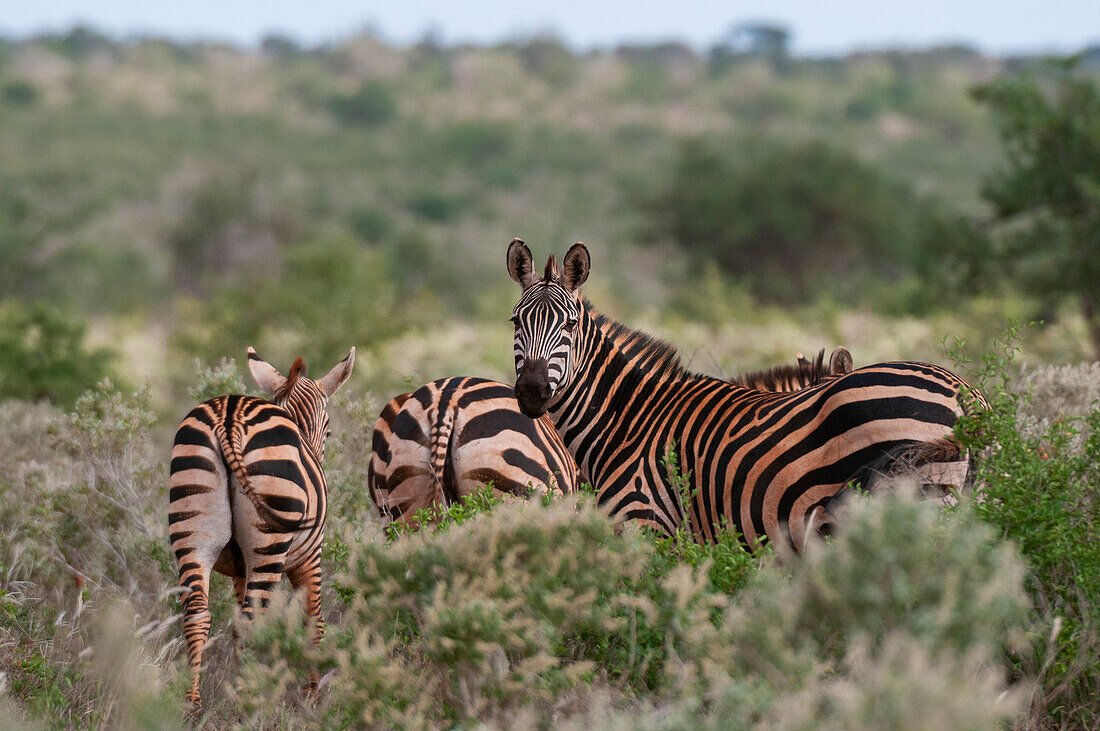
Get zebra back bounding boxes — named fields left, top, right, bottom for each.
left=730, top=346, right=853, bottom=391
left=368, top=376, right=580, bottom=525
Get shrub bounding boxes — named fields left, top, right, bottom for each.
left=185, top=357, right=250, bottom=403
left=328, top=81, right=397, bottom=127
left=173, top=233, right=416, bottom=367
left=514, top=35, right=579, bottom=88
left=954, top=336, right=1100, bottom=726
left=647, top=135, right=956, bottom=303
left=680, top=484, right=1030, bottom=727
left=230, top=484, right=1032, bottom=728
left=407, top=190, right=466, bottom=223
left=347, top=206, right=394, bottom=243
left=165, top=164, right=300, bottom=296
left=0, top=382, right=181, bottom=726
left=1, top=81, right=37, bottom=106
left=0, top=301, right=114, bottom=408
left=306, top=497, right=729, bottom=725
left=47, top=379, right=170, bottom=594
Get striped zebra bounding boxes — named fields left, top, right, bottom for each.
left=169, top=346, right=355, bottom=707
left=505, top=239, right=987, bottom=552
left=368, top=376, right=580, bottom=525
left=367, top=356, right=846, bottom=527
left=730, top=346, right=853, bottom=391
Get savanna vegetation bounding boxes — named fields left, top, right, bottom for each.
left=0, top=24, right=1099, bottom=728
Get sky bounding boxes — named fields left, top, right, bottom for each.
left=1, top=0, right=1097, bottom=55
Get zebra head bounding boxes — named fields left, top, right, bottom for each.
left=247, top=346, right=356, bottom=457
left=506, top=238, right=590, bottom=418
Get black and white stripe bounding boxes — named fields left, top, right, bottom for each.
left=169, top=346, right=354, bottom=708
left=368, top=376, right=580, bottom=525
left=506, top=240, right=987, bottom=552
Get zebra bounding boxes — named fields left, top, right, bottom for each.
left=505, top=238, right=987, bottom=552
left=368, top=376, right=580, bottom=526
left=169, top=346, right=355, bottom=708
left=367, top=355, right=848, bottom=527
left=730, top=346, right=853, bottom=391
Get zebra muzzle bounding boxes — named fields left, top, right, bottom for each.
left=515, top=360, right=552, bottom=418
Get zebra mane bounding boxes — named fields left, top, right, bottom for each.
left=543, top=254, right=561, bottom=283
left=587, top=301, right=690, bottom=379
left=730, top=349, right=828, bottom=391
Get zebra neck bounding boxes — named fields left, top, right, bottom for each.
left=547, top=304, right=692, bottom=478
left=274, top=397, right=325, bottom=464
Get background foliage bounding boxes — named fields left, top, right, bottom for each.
left=0, top=24, right=1099, bottom=729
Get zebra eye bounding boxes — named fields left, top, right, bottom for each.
left=510, top=316, right=521, bottom=327
left=563, top=319, right=577, bottom=333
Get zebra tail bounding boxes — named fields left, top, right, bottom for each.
left=428, top=406, right=456, bottom=508
left=214, top=420, right=313, bottom=533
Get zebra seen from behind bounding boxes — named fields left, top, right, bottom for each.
left=169, top=346, right=355, bottom=708
left=506, top=239, right=987, bottom=552
left=368, top=376, right=580, bottom=525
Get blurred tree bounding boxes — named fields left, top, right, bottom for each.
left=972, top=58, right=1100, bottom=357
left=260, top=34, right=300, bottom=60
left=512, top=34, right=579, bottom=88
left=328, top=80, right=397, bottom=127
left=409, top=25, right=453, bottom=88
left=173, top=234, right=419, bottom=367
left=2, top=80, right=38, bottom=106
left=0, top=300, right=113, bottom=407
left=348, top=206, right=394, bottom=243
left=167, top=164, right=298, bottom=296
left=0, top=191, right=36, bottom=298
left=650, top=136, right=934, bottom=301
left=710, top=22, right=791, bottom=74
left=43, top=25, right=114, bottom=60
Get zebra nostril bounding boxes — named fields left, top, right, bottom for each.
left=540, top=382, right=553, bottom=400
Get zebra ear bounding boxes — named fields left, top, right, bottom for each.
left=830, top=346, right=854, bottom=375
left=247, top=346, right=286, bottom=395
left=562, top=242, right=590, bottom=293
left=318, top=347, right=356, bottom=398
left=507, top=238, right=538, bottom=290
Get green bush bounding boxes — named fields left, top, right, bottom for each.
left=407, top=189, right=466, bottom=223
left=0, top=382, right=180, bottom=726
left=328, top=81, right=397, bottom=127
left=514, top=35, right=580, bottom=88
left=648, top=135, right=958, bottom=303
left=271, top=497, right=729, bottom=725
left=1, top=81, right=37, bottom=106
left=954, top=335, right=1100, bottom=726
left=227, top=484, right=1033, bottom=728
left=0, top=300, right=114, bottom=408
left=185, top=356, right=250, bottom=403
left=667, top=485, right=1030, bottom=728
left=173, top=233, right=418, bottom=367
left=347, top=205, right=394, bottom=243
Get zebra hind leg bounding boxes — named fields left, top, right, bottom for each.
left=287, top=553, right=326, bottom=699
left=180, top=568, right=213, bottom=709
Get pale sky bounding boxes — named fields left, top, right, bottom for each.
left=1, top=0, right=1097, bottom=55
